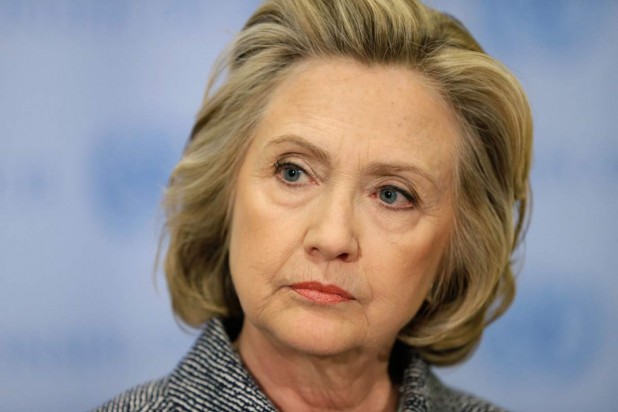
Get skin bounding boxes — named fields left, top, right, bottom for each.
left=228, top=57, right=460, bottom=411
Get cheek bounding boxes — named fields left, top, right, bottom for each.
left=363, top=221, right=451, bottom=318
left=229, top=183, right=279, bottom=315
left=228, top=174, right=301, bottom=289
left=230, top=185, right=271, bottom=277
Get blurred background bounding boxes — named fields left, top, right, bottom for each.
left=1, top=1, right=616, bottom=411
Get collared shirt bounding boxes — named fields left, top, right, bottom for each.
left=94, top=317, right=506, bottom=412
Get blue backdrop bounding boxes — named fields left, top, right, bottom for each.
left=1, top=1, right=616, bottom=411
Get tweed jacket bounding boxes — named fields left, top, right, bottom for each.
left=94, top=317, right=506, bottom=412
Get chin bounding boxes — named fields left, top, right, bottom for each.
left=265, top=304, right=366, bottom=356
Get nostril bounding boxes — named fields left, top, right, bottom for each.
left=307, top=248, right=351, bottom=261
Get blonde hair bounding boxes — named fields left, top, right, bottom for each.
left=162, top=0, right=532, bottom=366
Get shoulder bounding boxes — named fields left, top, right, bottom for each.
left=425, top=370, right=508, bottom=412
left=397, top=345, right=508, bottom=412
left=92, top=377, right=172, bottom=412
left=91, top=317, right=276, bottom=412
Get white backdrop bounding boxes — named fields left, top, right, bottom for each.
left=1, top=1, right=616, bottom=411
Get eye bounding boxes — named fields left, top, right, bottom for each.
left=379, top=188, right=398, bottom=204
left=274, top=161, right=309, bottom=185
left=377, top=185, right=417, bottom=209
left=282, top=166, right=302, bottom=182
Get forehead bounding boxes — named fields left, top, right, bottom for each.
left=253, top=58, right=460, bottom=182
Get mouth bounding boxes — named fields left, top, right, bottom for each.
left=289, top=281, right=355, bottom=304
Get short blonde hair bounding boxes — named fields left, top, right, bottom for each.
left=162, top=0, right=532, bottom=366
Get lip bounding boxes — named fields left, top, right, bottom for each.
left=290, top=281, right=355, bottom=304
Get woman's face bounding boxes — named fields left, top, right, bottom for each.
left=229, top=58, right=459, bottom=356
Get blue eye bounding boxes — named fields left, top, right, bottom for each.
left=275, top=161, right=308, bottom=184
left=377, top=186, right=417, bottom=209
left=282, top=166, right=303, bottom=182
left=379, top=188, right=399, bottom=204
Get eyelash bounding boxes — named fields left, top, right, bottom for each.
left=273, top=159, right=420, bottom=210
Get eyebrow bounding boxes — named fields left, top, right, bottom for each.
left=265, top=134, right=439, bottom=189
left=266, top=134, right=331, bottom=165
left=365, top=162, right=438, bottom=189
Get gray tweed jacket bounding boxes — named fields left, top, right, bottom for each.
left=93, top=317, right=506, bottom=412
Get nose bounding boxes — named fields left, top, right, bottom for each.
left=303, top=188, right=360, bottom=262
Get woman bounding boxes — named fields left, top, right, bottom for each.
left=96, top=0, right=532, bottom=411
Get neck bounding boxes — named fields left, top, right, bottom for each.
left=236, top=321, right=399, bottom=412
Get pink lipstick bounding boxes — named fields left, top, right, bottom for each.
left=290, top=282, right=354, bottom=304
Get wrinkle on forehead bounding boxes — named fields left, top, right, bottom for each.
left=255, top=56, right=460, bottom=200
